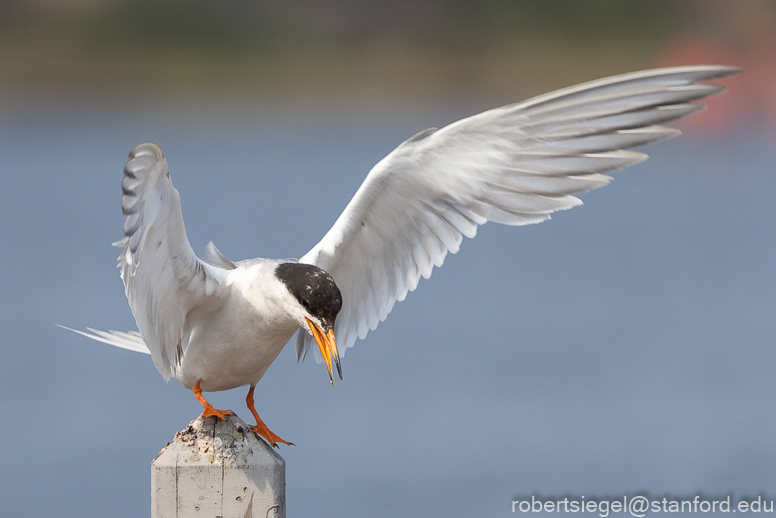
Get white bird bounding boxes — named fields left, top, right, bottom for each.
left=63, top=65, right=740, bottom=447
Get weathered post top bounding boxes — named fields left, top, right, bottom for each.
left=152, top=413, right=285, bottom=518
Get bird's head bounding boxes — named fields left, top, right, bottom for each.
left=275, top=262, right=343, bottom=385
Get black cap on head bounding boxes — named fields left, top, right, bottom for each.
left=275, top=262, right=342, bottom=330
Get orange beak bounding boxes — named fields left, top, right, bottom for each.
left=306, top=317, right=342, bottom=387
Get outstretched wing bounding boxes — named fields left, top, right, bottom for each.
left=112, top=142, right=227, bottom=380
left=298, top=65, right=741, bottom=360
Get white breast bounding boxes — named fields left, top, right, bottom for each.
left=176, top=259, right=303, bottom=392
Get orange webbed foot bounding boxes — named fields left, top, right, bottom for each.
left=246, top=385, right=294, bottom=448
left=250, top=423, right=294, bottom=448
left=193, top=379, right=233, bottom=421
left=201, top=406, right=233, bottom=420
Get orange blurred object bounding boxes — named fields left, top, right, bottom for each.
left=653, top=0, right=776, bottom=136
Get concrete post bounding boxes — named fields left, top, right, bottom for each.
left=152, top=412, right=285, bottom=518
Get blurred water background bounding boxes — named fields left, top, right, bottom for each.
left=1, top=1, right=775, bottom=517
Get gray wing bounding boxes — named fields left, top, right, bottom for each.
left=298, top=65, right=741, bottom=361
left=115, top=142, right=228, bottom=380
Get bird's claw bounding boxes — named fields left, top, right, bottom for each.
left=250, top=424, right=293, bottom=448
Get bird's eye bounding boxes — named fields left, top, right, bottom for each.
left=301, top=299, right=310, bottom=309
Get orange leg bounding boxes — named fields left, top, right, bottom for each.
left=193, top=379, right=233, bottom=420
left=246, top=385, right=293, bottom=448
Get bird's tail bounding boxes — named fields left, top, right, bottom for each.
left=57, top=325, right=151, bottom=355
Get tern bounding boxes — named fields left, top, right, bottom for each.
left=63, top=65, right=740, bottom=447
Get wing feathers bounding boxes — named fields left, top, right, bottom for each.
left=115, top=142, right=228, bottom=380
left=516, top=83, right=725, bottom=123
left=295, top=66, right=740, bottom=360
left=537, top=127, right=680, bottom=154
left=483, top=172, right=612, bottom=196
left=513, top=66, right=736, bottom=113
left=202, top=241, right=238, bottom=270
left=437, top=202, right=479, bottom=239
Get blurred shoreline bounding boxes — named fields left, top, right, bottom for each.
left=0, top=0, right=773, bottom=134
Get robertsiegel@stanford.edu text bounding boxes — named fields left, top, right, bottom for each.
left=511, top=495, right=773, bottom=516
